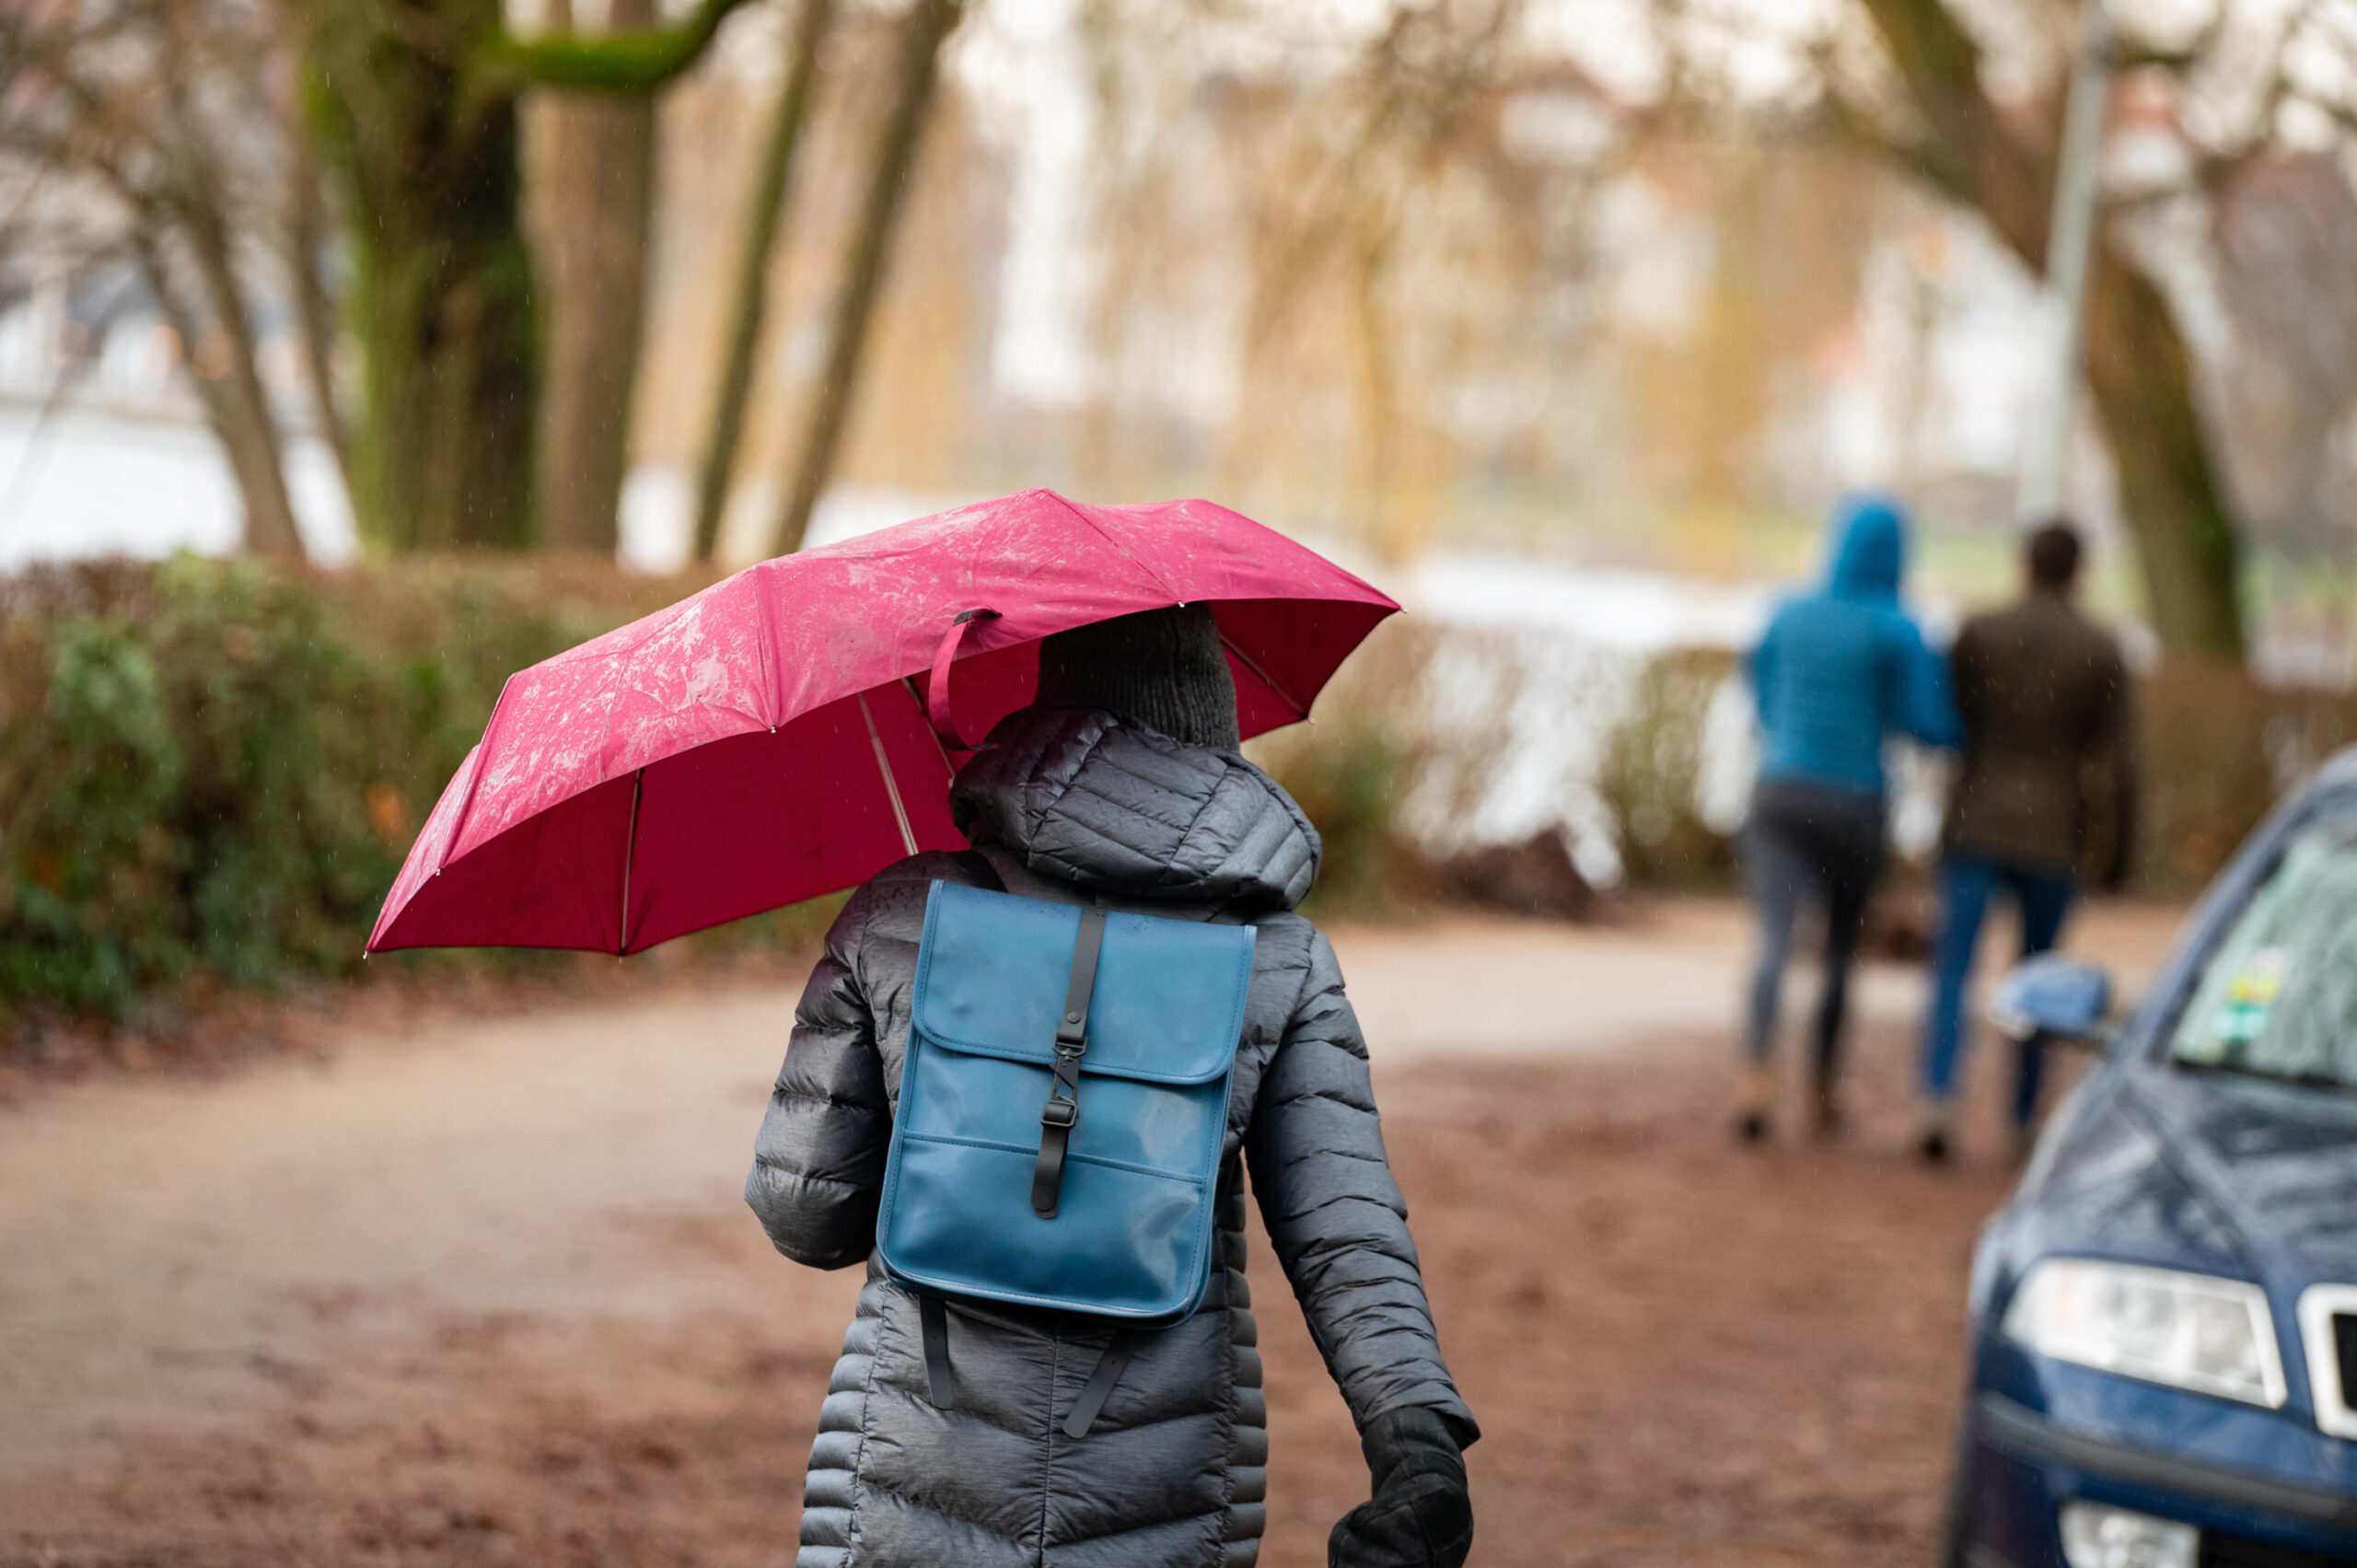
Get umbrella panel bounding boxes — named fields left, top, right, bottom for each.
left=909, top=598, right=1393, bottom=751
left=373, top=681, right=963, bottom=954
left=371, top=596, right=1395, bottom=955
left=624, top=684, right=961, bottom=951
left=368, top=766, right=642, bottom=953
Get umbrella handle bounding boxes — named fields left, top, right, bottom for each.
left=927, top=608, right=1001, bottom=749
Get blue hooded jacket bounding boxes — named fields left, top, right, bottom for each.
left=1750, top=496, right=1960, bottom=796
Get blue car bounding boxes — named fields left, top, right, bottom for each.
left=1944, top=750, right=2357, bottom=1568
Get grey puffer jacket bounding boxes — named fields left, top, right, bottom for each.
left=746, top=705, right=1475, bottom=1568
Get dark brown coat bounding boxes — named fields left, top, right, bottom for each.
left=1944, top=591, right=2134, bottom=880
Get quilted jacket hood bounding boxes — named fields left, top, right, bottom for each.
left=950, top=704, right=1322, bottom=912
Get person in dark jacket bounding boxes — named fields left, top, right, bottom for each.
left=746, top=603, right=1477, bottom=1568
left=1917, top=521, right=2133, bottom=1163
left=1737, top=495, right=1960, bottom=1141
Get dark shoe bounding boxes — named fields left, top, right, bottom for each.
left=1735, top=1063, right=1774, bottom=1144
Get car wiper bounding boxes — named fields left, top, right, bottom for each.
left=2173, top=1058, right=2357, bottom=1096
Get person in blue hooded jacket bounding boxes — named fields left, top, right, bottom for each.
left=1737, top=495, right=1960, bottom=1141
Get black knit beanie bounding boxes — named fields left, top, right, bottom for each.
left=1034, top=603, right=1240, bottom=750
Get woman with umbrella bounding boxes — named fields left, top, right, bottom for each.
left=369, top=492, right=1476, bottom=1567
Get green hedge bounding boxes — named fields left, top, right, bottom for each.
left=0, top=556, right=700, bottom=1026
left=11, top=555, right=2351, bottom=1030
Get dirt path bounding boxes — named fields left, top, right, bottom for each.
left=0, top=899, right=2188, bottom=1566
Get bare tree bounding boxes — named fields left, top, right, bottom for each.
left=1794, top=0, right=2357, bottom=659
left=1171, top=0, right=1616, bottom=551
left=767, top=0, right=964, bottom=558
left=2212, top=154, right=2357, bottom=553
left=693, top=0, right=837, bottom=563
left=0, top=0, right=308, bottom=561
left=277, top=71, right=351, bottom=492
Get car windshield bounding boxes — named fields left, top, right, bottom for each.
left=2169, top=811, right=2357, bottom=1090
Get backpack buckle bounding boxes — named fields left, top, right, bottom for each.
left=1039, top=1097, right=1079, bottom=1130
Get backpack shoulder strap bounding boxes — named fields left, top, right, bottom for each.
left=951, top=848, right=1004, bottom=892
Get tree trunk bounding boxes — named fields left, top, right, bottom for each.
left=181, top=203, right=308, bottom=560
left=348, top=122, right=537, bottom=552
left=1850, top=0, right=2247, bottom=659
left=768, top=0, right=961, bottom=559
left=149, top=1, right=306, bottom=560
left=288, top=0, right=763, bottom=554
left=134, top=228, right=305, bottom=561
left=1349, top=236, right=1404, bottom=558
left=2081, top=242, right=2246, bottom=658
left=281, top=83, right=353, bottom=492
left=304, top=9, right=538, bottom=552
left=693, top=0, right=835, bottom=562
left=525, top=0, right=658, bottom=557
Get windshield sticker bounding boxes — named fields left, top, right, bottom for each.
left=2212, top=947, right=2293, bottom=1048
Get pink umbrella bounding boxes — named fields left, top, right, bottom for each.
left=366, top=489, right=1396, bottom=956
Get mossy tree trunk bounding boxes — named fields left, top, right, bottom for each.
left=524, top=0, right=659, bottom=556
left=284, top=0, right=758, bottom=552
left=302, top=3, right=537, bottom=550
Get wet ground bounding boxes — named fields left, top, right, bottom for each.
left=0, top=899, right=2188, bottom=1566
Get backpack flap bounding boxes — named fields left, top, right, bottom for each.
left=912, top=886, right=1248, bottom=1084
left=878, top=881, right=1256, bottom=1322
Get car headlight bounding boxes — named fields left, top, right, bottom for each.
left=2060, top=1502, right=2198, bottom=1568
left=2003, top=1259, right=2286, bottom=1408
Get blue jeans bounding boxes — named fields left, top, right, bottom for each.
left=1921, top=855, right=2075, bottom=1126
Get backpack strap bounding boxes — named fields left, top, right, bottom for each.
left=922, top=1280, right=1134, bottom=1434
left=1064, top=1330, right=1135, bottom=1438
left=919, top=1293, right=956, bottom=1410
left=950, top=848, right=1004, bottom=891
left=1031, top=905, right=1108, bottom=1219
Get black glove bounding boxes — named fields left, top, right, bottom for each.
left=1329, top=1407, right=1474, bottom=1568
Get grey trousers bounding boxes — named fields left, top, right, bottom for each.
left=1741, top=778, right=1887, bottom=1081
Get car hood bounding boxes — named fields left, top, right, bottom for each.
left=2005, top=1078, right=2250, bottom=1292
left=2016, top=1064, right=2357, bottom=1301
left=2124, top=1065, right=2357, bottom=1291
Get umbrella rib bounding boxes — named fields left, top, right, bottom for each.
left=904, top=677, right=957, bottom=781
left=1219, top=633, right=1308, bottom=721
left=618, top=768, right=644, bottom=957
left=442, top=679, right=513, bottom=871
left=859, top=690, right=921, bottom=858
left=1040, top=489, right=1177, bottom=599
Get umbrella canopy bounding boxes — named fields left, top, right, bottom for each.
left=367, top=489, right=1396, bottom=955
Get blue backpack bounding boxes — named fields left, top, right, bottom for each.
left=877, top=880, right=1257, bottom=1437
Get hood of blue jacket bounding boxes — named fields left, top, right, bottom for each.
left=1826, top=495, right=1907, bottom=601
